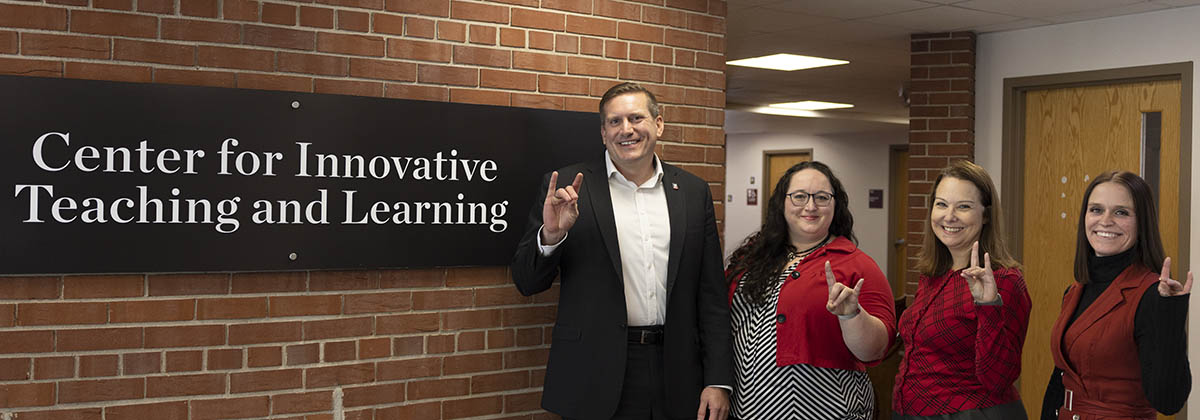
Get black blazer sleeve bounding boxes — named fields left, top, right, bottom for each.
left=511, top=171, right=564, bottom=296
left=695, top=180, right=735, bottom=387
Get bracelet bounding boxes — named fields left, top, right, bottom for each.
left=836, top=306, right=861, bottom=320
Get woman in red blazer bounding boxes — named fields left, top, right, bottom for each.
left=1040, top=171, right=1191, bottom=420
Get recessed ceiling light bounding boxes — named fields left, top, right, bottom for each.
left=770, top=101, right=854, bottom=111
left=726, top=53, right=848, bottom=71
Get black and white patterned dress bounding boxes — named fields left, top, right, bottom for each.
left=731, top=251, right=875, bottom=420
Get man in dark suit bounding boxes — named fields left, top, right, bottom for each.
left=511, top=82, right=733, bottom=420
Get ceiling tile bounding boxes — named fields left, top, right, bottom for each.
left=1150, top=0, right=1200, bottom=6
left=956, top=0, right=1143, bottom=19
left=862, top=5, right=1022, bottom=31
left=759, top=0, right=934, bottom=20
left=970, top=17, right=1052, bottom=33
left=1044, top=2, right=1172, bottom=23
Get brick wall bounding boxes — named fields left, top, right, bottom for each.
left=905, top=31, right=975, bottom=299
left=0, top=0, right=727, bottom=418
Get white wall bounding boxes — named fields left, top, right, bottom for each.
left=723, top=110, right=907, bottom=275
left=977, top=7, right=1200, bottom=417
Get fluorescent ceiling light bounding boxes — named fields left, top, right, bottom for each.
left=726, top=53, right=848, bottom=71
left=770, top=101, right=854, bottom=111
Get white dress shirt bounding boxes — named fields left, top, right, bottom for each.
left=538, top=152, right=670, bottom=326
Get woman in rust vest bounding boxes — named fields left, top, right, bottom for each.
left=1040, top=171, right=1192, bottom=420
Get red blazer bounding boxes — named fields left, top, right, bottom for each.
left=1051, top=264, right=1158, bottom=420
left=728, top=236, right=896, bottom=371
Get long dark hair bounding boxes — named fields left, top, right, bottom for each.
left=914, top=160, right=1020, bottom=276
left=1073, top=171, right=1165, bottom=283
left=727, top=161, right=856, bottom=305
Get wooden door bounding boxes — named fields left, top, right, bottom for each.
left=761, top=150, right=812, bottom=223
left=1019, top=79, right=1181, bottom=420
left=888, top=146, right=910, bottom=299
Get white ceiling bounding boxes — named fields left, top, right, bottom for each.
left=725, top=0, right=1200, bottom=122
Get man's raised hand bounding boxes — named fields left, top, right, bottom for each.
left=540, top=171, right=584, bottom=244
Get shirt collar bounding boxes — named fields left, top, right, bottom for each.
left=604, top=150, right=664, bottom=187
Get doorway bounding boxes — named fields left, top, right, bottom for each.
left=1002, top=63, right=1193, bottom=420
left=761, top=149, right=812, bottom=223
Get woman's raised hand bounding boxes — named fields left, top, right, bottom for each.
left=826, top=261, right=864, bottom=318
left=1158, top=257, right=1194, bottom=297
left=962, top=241, right=998, bottom=303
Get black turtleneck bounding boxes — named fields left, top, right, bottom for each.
left=1040, top=249, right=1191, bottom=420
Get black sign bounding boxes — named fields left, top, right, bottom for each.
left=0, top=76, right=599, bottom=274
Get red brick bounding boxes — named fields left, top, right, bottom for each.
left=231, top=369, right=303, bottom=393
left=0, top=358, right=31, bottom=381
left=248, top=346, right=282, bottom=367
left=342, top=383, right=405, bottom=407
left=0, top=31, right=14, bottom=54
left=444, top=395, right=503, bottom=419
left=147, top=373, right=225, bottom=397
left=315, top=78, right=383, bottom=96
left=197, top=297, right=267, bottom=319
left=162, top=18, right=241, bottom=44
left=408, top=378, right=469, bottom=400
left=644, top=6, right=685, bottom=28
left=0, top=4, right=67, bottom=30
left=928, top=117, right=972, bottom=130
left=230, top=321, right=302, bottom=345
left=529, top=30, right=554, bottom=50
left=166, top=350, right=203, bottom=372
left=595, top=0, right=640, bottom=20
left=191, top=397, right=270, bottom=420
left=200, top=282, right=266, bottom=308
left=57, top=328, right=141, bottom=351
left=338, top=10, right=371, bottom=31
left=208, top=348, right=243, bottom=370
left=513, top=51, right=565, bottom=73
left=512, top=93, right=564, bottom=110
left=245, top=25, right=315, bottom=51
left=71, top=10, right=156, bottom=38
left=123, top=352, right=160, bottom=375
left=143, top=325, right=223, bottom=348
left=568, top=56, right=618, bottom=78
left=447, top=267, right=508, bottom=287
left=344, top=291, right=412, bottom=314
left=262, top=2, right=297, bottom=25
left=455, top=331, right=484, bottom=351
left=442, top=309, right=502, bottom=330
left=270, top=294, right=341, bottom=317
left=449, top=0, right=508, bottom=24
left=653, top=45, right=672, bottom=65
left=300, top=6, right=335, bottom=28
left=930, top=66, right=973, bottom=79
left=304, top=316, right=372, bottom=340
left=106, top=402, right=188, bottom=420
left=412, top=289, right=473, bottom=310
left=511, top=8, right=564, bottom=31
left=310, top=271, right=378, bottom=291
left=372, top=13, right=404, bottom=35
left=17, top=302, right=105, bottom=326
left=286, top=343, right=319, bottom=365
left=67, top=61, right=153, bottom=83
left=385, top=0, right=447, bottom=16
left=688, top=12, right=723, bottom=33
left=359, top=337, right=390, bottom=359
left=582, top=37, right=605, bottom=57
left=629, top=43, right=652, bottom=62
left=79, top=354, right=119, bottom=377
left=379, top=268, right=445, bottom=288
left=109, top=299, right=194, bottom=323
left=59, top=378, right=144, bottom=403
left=138, top=0, right=174, bottom=13
left=148, top=273, right=229, bottom=296
left=438, top=20, right=467, bottom=42
left=505, top=391, right=542, bottom=412
left=317, top=32, right=384, bottom=57
left=620, top=62, right=665, bottom=83
left=62, top=275, right=141, bottom=298
left=404, top=16, right=436, bottom=38
left=224, top=0, right=259, bottom=20
left=618, top=22, right=663, bottom=44
left=468, top=24, right=496, bottom=45
left=0, top=382, right=54, bottom=408
left=385, top=83, right=448, bottom=101
left=392, top=336, right=424, bottom=356
left=471, top=370, right=528, bottom=393
left=675, top=49, right=696, bottom=67
left=272, top=390, right=333, bottom=415
left=453, top=45, right=510, bottom=68
left=13, top=409, right=102, bottom=420
left=323, top=340, right=356, bottom=362
left=279, top=51, right=349, bottom=76
left=181, top=0, right=218, bottom=17
left=349, top=58, right=417, bottom=82
left=21, top=33, right=109, bottom=59
left=418, top=64, right=478, bottom=86
left=533, top=74, right=586, bottom=95
left=444, top=353, right=502, bottom=375
left=0, top=277, right=59, bottom=299
left=555, top=34, right=580, bottom=53
left=503, top=305, right=556, bottom=327
left=377, top=401, right=440, bottom=419
left=427, top=334, right=455, bottom=353
left=505, top=348, right=549, bottom=368
left=378, top=357, right=441, bottom=380
left=307, top=362, right=375, bottom=387
left=487, top=329, right=515, bottom=348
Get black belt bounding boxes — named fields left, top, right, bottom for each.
left=627, top=325, right=664, bottom=345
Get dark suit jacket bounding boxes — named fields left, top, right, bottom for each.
left=511, top=158, right=734, bottom=420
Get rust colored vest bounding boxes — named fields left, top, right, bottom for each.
left=1050, top=263, right=1158, bottom=420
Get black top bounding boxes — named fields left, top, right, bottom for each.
left=1040, top=250, right=1191, bottom=419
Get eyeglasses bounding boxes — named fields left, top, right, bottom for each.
left=786, top=191, right=834, bottom=207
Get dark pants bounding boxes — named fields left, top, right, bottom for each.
left=893, top=400, right=1028, bottom=420
left=569, top=341, right=673, bottom=420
